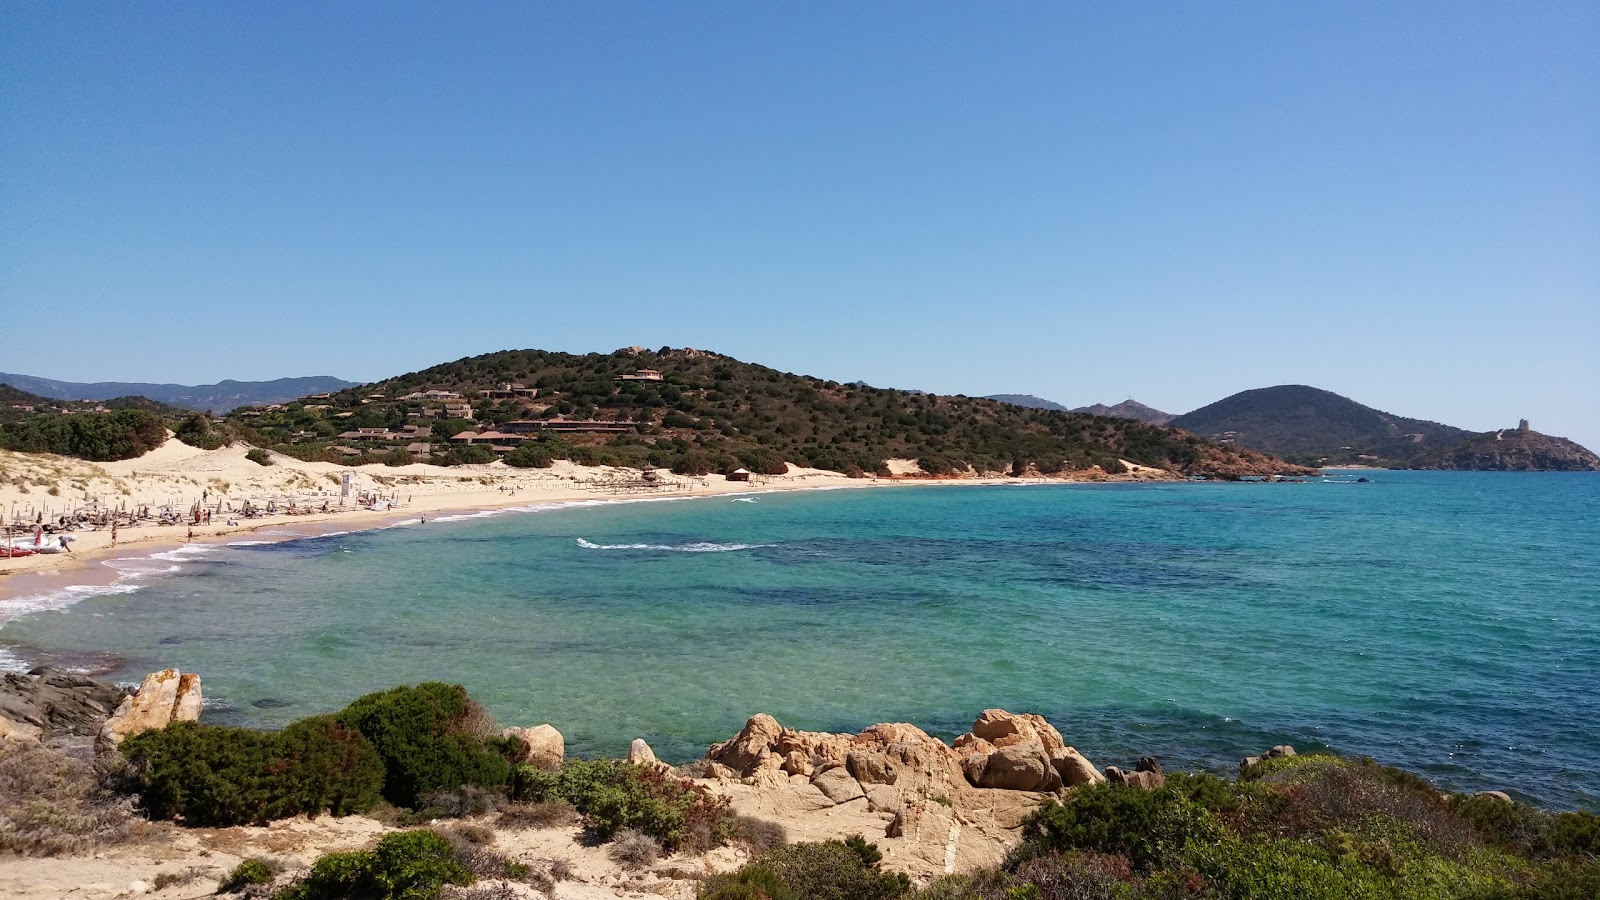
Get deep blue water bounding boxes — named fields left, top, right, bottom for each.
left=3, top=472, right=1596, bottom=809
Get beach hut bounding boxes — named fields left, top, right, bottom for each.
left=727, top=468, right=751, bottom=482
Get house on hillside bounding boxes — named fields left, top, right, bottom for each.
left=617, top=369, right=664, bottom=382
left=480, top=383, right=539, bottom=400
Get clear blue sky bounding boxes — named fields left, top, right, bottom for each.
left=3, top=3, right=1596, bottom=449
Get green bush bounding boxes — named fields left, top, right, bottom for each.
left=671, top=452, right=715, bottom=476
left=508, top=758, right=734, bottom=851
left=1015, top=782, right=1224, bottom=873
left=276, top=830, right=470, bottom=900
left=175, top=413, right=229, bottom=450
left=335, top=683, right=511, bottom=810
left=502, top=444, right=553, bottom=468
left=220, top=858, right=275, bottom=892
left=245, top=447, right=274, bottom=466
left=701, top=838, right=909, bottom=900
left=118, top=717, right=384, bottom=826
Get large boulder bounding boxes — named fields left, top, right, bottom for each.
left=0, top=667, right=130, bottom=739
left=958, top=710, right=1102, bottom=789
left=708, top=714, right=785, bottom=774
left=0, top=715, right=42, bottom=743
left=1053, top=746, right=1106, bottom=786
left=973, top=742, right=1062, bottom=792
left=503, top=724, right=565, bottom=770
left=811, top=764, right=867, bottom=804
left=97, top=669, right=202, bottom=752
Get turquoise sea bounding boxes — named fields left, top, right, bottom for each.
left=2, top=472, right=1597, bottom=810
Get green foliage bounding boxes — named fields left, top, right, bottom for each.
left=502, top=444, right=553, bottom=468
left=275, top=830, right=470, bottom=900
left=383, top=447, right=413, bottom=466
left=174, top=413, right=229, bottom=449
left=1016, top=782, right=1224, bottom=872
left=508, top=758, right=734, bottom=851
left=226, top=347, right=1281, bottom=479
left=245, top=447, right=274, bottom=466
left=0, top=409, right=167, bottom=460
left=440, top=444, right=495, bottom=466
left=335, top=683, right=511, bottom=809
left=671, top=452, right=715, bottom=476
left=1239, top=752, right=1343, bottom=782
left=701, top=838, right=909, bottom=900
left=117, top=717, right=384, bottom=827
left=220, top=858, right=275, bottom=892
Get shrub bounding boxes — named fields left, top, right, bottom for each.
left=117, top=717, right=384, bottom=827
left=502, top=445, right=553, bottom=468
left=1015, top=782, right=1225, bottom=873
left=416, top=785, right=503, bottom=820
left=609, top=828, right=662, bottom=869
left=277, top=830, right=471, bottom=900
left=246, top=447, right=274, bottom=466
left=706, top=838, right=909, bottom=900
left=220, top=858, right=276, bottom=892
left=495, top=799, right=579, bottom=829
left=175, top=413, right=229, bottom=450
left=335, top=683, right=511, bottom=809
left=508, top=758, right=735, bottom=851
left=732, top=815, right=787, bottom=852
left=0, top=738, right=134, bottom=856
left=384, top=448, right=413, bottom=467
left=671, top=452, right=715, bottom=476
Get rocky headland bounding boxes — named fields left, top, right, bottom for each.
left=2, top=670, right=1594, bottom=900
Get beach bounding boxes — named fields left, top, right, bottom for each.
left=1, top=440, right=1176, bottom=604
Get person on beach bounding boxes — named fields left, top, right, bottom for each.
left=187, top=527, right=194, bottom=542
left=111, top=523, right=118, bottom=546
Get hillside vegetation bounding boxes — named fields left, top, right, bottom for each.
left=0, top=384, right=184, bottom=461
left=1169, top=385, right=1474, bottom=466
left=229, top=347, right=1305, bottom=478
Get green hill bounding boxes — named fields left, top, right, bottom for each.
left=229, top=347, right=1306, bottom=478
left=1411, top=427, right=1600, bottom=471
left=1169, top=385, right=1473, bottom=466
left=0, top=372, right=357, bottom=412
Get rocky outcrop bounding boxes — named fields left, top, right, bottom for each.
left=0, top=667, right=130, bottom=741
left=956, top=709, right=1105, bottom=790
left=96, top=669, right=202, bottom=752
left=1240, top=744, right=1296, bottom=773
left=704, top=708, right=1107, bottom=821
left=1106, top=757, right=1165, bottom=790
left=502, top=723, right=565, bottom=770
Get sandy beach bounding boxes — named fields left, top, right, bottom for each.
left=1, top=440, right=1173, bottom=608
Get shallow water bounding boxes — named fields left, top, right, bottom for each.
left=4, top=472, right=1596, bottom=809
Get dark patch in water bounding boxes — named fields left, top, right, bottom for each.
left=251, top=697, right=294, bottom=709
left=158, top=636, right=183, bottom=645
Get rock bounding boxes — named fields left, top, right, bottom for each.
left=126, top=880, right=150, bottom=895
left=628, top=738, right=659, bottom=766
left=172, top=674, right=203, bottom=721
left=976, top=743, right=1061, bottom=792
left=97, top=669, right=201, bottom=752
left=502, top=724, right=564, bottom=770
left=1051, top=747, right=1105, bottom=786
left=847, top=750, right=896, bottom=785
left=1137, top=756, right=1162, bottom=774
left=811, top=764, right=867, bottom=804
left=1474, top=791, right=1513, bottom=803
left=0, top=715, right=42, bottom=742
left=863, top=783, right=903, bottom=814
left=952, top=733, right=995, bottom=755
left=782, top=749, right=815, bottom=778
left=1106, top=765, right=1164, bottom=791
left=1241, top=744, right=1296, bottom=773
left=708, top=714, right=784, bottom=774
left=0, top=667, right=130, bottom=739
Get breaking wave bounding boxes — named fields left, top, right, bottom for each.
left=575, top=538, right=774, bottom=553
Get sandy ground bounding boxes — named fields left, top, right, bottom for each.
left=1, top=440, right=1171, bottom=605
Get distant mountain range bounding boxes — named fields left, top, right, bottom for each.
left=981, top=394, right=1069, bottom=412
left=984, top=394, right=1174, bottom=425
left=987, top=384, right=1596, bottom=470
left=0, top=373, right=357, bottom=413
left=1169, top=385, right=1596, bottom=470
left=1071, top=400, right=1174, bottom=426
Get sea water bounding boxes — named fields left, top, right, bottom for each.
left=2, top=472, right=1596, bottom=810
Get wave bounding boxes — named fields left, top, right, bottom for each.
left=148, top=544, right=222, bottom=562
left=0, top=581, right=146, bottom=629
left=226, top=540, right=275, bottom=547
left=575, top=538, right=775, bottom=553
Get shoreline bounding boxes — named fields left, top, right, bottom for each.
left=0, top=458, right=1115, bottom=620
